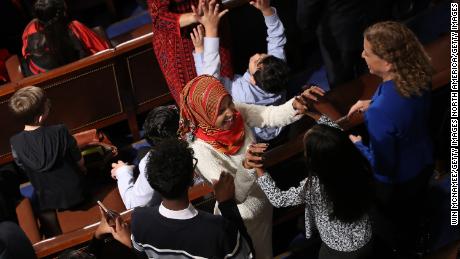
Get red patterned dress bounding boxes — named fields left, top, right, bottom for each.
left=147, top=0, right=233, bottom=105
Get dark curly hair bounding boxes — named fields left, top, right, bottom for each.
left=146, top=139, right=195, bottom=199
left=304, top=124, right=373, bottom=222
left=143, top=105, right=179, bottom=146
left=253, top=55, right=289, bottom=94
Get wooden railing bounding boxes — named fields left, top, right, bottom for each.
left=0, top=32, right=172, bottom=165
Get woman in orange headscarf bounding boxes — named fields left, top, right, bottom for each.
left=180, top=75, right=324, bottom=258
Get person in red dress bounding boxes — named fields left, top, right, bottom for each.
left=147, top=0, right=233, bottom=105
left=22, top=0, right=109, bottom=75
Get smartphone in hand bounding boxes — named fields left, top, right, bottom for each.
left=97, top=200, right=120, bottom=227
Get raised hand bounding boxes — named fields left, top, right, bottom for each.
left=190, top=25, right=205, bottom=53
left=199, top=0, right=228, bottom=37
left=249, top=0, right=273, bottom=16
left=191, top=0, right=205, bottom=22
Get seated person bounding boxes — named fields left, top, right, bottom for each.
left=22, top=0, right=109, bottom=75
left=254, top=124, right=374, bottom=258
left=191, top=0, right=289, bottom=142
left=9, top=86, right=86, bottom=237
left=108, top=139, right=254, bottom=258
left=111, top=105, right=180, bottom=209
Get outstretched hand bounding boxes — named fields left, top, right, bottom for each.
left=193, top=0, right=228, bottom=37
left=347, top=100, right=371, bottom=117
left=292, top=85, right=325, bottom=115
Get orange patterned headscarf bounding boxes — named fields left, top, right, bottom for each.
left=179, top=75, right=245, bottom=155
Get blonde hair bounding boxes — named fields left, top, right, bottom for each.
left=9, top=86, right=50, bottom=125
left=364, top=21, right=433, bottom=97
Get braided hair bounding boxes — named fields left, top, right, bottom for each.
left=32, top=0, right=86, bottom=67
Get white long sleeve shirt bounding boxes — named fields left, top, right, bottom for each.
left=189, top=98, right=301, bottom=258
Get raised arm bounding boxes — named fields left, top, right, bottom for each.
left=193, top=0, right=231, bottom=81
left=236, top=97, right=299, bottom=128
left=147, top=0, right=199, bottom=35
left=251, top=0, right=286, bottom=60
left=236, top=86, right=325, bottom=128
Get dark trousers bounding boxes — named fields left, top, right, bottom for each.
left=372, top=166, right=433, bottom=257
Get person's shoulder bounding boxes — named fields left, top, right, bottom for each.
left=133, top=205, right=157, bottom=218
left=132, top=206, right=159, bottom=227
left=10, top=131, right=26, bottom=144
left=195, top=211, right=237, bottom=234
left=23, top=19, right=40, bottom=35
left=43, top=124, right=70, bottom=136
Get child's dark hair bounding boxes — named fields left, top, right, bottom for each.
left=9, top=86, right=50, bottom=125
left=304, top=124, right=373, bottom=223
left=143, top=105, right=179, bottom=146
left=146, top=139, right=195, bottom=199
left=253, top=56, right=289, bottom=94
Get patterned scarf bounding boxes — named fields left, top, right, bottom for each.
left=179, top=75, right=245, bottom=155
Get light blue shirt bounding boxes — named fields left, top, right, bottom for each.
left=193, top=8, right=287, bottom=141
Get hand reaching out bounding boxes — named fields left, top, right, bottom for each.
left=195, top=0, right=228, bottom=37
left=292, top=85, right=325, bottom=115
left=191, top=25, right=205, bottom=53
left=347, top=100, right=371, bottom=117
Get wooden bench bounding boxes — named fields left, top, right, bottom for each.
left=0, top=32, right=172, bottom=165
left=32, top=183, right=213, bottom=258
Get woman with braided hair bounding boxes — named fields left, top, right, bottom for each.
left=179, top=74, right=324, bottom=258
left=22, top=0, right=109, bottom=75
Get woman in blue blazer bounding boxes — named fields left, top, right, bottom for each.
left=348, top=21, right=434, bottom=256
